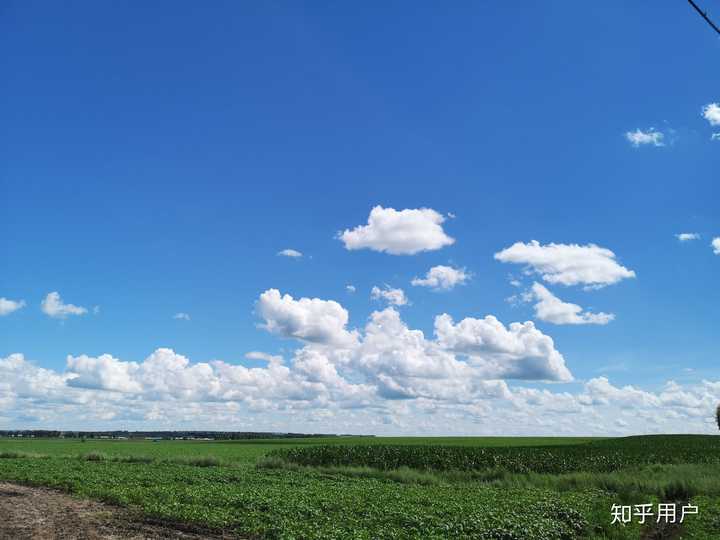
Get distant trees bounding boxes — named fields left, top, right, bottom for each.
left=716, top=404, right=720, bottom=431
left=0, top=430, right=352, bottom=440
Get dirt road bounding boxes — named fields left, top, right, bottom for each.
left=0, top=482, right=233, bottom=539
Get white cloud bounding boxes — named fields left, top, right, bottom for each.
left=173, top=312, right=190, bottom=321
left=625, top=128, right=664, bottom=147
left=0, top=297, right=25, bottom=316
left=352, top=308, right=514, bottom=400
left=3, top=351, right=720, bottom=436
left=494, top=240, right=636, bottom=288
left=245, top=351, right=284, bottom=365
left=676, top=233, right=700, bottom=242
left=712, top=237, right=720, bottom=255
left=277, top=249, right=303, bottom=258
left=531, top=283, right=614, bottom=325
left=712, top=133, right=720, bottom=141
left=67, top=354, right=144, bottom=393
left=702, top=103, right=720, bottom=126
left=346, top=285, right=356, bottom=293
left=40, top=292, right=88, bottom=319
left=370, top=285, right=409, bottom=306
left=433, top=313, right=573, bottom=382
left=581, top=377, right=659, bottom=408
left=411, top=265, right=470, bottom=291
left=338, top=206, right=455, bottom=255
left=256, top=289, right=358, bottom=347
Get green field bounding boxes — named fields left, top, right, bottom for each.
left=1, top=435, right=719, bottom=539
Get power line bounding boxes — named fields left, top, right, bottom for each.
left=688, top=0, right=720, bottom=35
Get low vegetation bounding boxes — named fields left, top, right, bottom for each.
left=0, top=435, right=717, bottom=538
left=269, top=435, right=720, bottom=474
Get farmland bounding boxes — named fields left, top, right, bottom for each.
left=0, top=435, right=719, bottom=539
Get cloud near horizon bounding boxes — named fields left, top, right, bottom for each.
left=1, top=348, right=717, bottom=436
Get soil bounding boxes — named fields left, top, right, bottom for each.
left=0, top=482, right=237, bottom=539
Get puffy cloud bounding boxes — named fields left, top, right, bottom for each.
left=581, top=377, right=659, bottom=408
left=676, top=233, right=700, bottom=242
left=370, top=285, right=409, bottom=306
left=625, top=128, right=664, bottom=147
left=173, top=312, right=190, bottom=321
left=2, top=350, right=719, bottom=436
left=494, top=240, right=635, bottom=288
left=702, top=103, right=720, bottom=126
left=531, top=283, right=614, bottom=325
left=61, top=347, right=372, bottom=409
left=713, top=237, right=720, bottom=255
left=277, top=249, right=302, bottom=258
left=256, top=289, right=358, bottom=347
left=66, top=354, right=143, bottom=393
left=346, top=285, right=356, bottom=293
left=338, top=206, right=455, bottom=255
left=0, top=353, right=72, bottom=404
left=411, top=265, right=470, bottom=291
left=351, top=308, right=513, bottom=401
left=41, top=292, right=88, bottom=319
left=0, top=297, right=25, bottom=316
left=433, top=313, right=573, bottom=382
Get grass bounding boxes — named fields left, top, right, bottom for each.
left=0, top=435, right=718, bottom=538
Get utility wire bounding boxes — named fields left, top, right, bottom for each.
left=688, top=0, right=720, bottom=35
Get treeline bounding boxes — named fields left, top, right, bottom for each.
left=0, top=430, right=355, bottom=440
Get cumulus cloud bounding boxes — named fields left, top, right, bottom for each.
left=703, top=103, right=720, bottom=126
left=625, top=128, right=664, bottom=147
left=433, top=313, right=573, bottom=382
left=277, top=249, right=302, bottom=258
left=3, top=351, right=720, bottom=436
left=581, top=377, right=659, bottom=408
left=41, top=292, right=88, bottom=319
left=0, top=297, right=25, bottom=316
left=256, top=289, right=358, bottom=347
left=338, top=206, right=455, bottom=255
left=676, top=233, right=700, bottom=242
left=67, top=354, right=144, bottom=393
left=351, top=308, right=514, bottom=400
left=494, top=240, right=635, bottom=288
left=370, top=285, right=409, bottom=306
left=253, top=289, right=573, bottom=403
left=346, top=285, right=356, bottom=293
left=713, top=237, right=720, bottom=255
left=411, top=265, right=470, bottom=291
left=173, top=312, right=190, bottom=321
left=531, top=283, right=614, bottom=325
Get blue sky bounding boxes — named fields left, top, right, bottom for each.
left=1, top=2, right=718, bottom=434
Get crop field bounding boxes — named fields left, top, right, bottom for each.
left=1, top=435, right=719, bottom=539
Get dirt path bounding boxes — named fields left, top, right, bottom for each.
left=0, top=482, right=235, bottom=539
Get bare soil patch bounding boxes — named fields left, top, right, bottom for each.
left=0, top=482, right=236, bottom=539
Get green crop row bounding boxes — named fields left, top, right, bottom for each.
left=0, top=456, right=634, bottom=539
left=271, top=435, right=720, bottom=474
